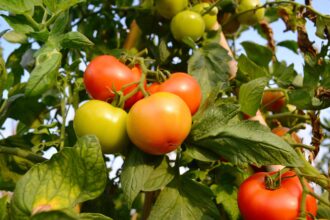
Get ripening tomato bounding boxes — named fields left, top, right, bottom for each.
left=261, top=90, right=286, bottom=113
left=238, top=171, right=317, bottom=220
left=170, top=10, right=205, bottom=42
left=192, top=3, right=218, bottom=30
left=155, top=0, right=188, bottom=19
left=127, top=92, right=192, bottom=155
left=236, top=0, right=265, bottom=25
left=83, top=55, right=140, bottom=107
left=148, top=73, right=202, bottom=115
left=272, top=126, right=301, bottom=144
left=73, top=100, right=128, bottom=154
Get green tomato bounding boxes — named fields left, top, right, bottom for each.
left=155, top=0, right=188, bottom=19
left=192, top=3, right=218, bottom=30
left=170, top=10, right=205, bottom=42
left=73, top=100, right=128, bottom=154
left=236, top=0, right=265, bottom=25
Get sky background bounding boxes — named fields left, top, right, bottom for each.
left=0, top=1, right=329, bottom=166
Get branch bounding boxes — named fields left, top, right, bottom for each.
left=0, top=145, right=47, bottom=163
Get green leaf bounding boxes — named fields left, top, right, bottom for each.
left=115, top=0, right=134, bottom=7
left=277, top=40, right=298, bottom=54
left=288, top=88, right=330, bottom=110
left=315, top=16, right=330, bottom=39
left=189, top=120, right=303, bottom=167
left=237, top=55, right=269, bottom=81
left=148, top=176, right=220, bottom=220
left=188, top=43, right=231, bottom=100
left=272, top=61, right=297, bottom=87
left=211, top=184, right=240, bottom=220
left=303, top=56, right=321, bottom=88
left=0, top=56, right=6, bottom=97
left=10, top=135, right=108, bottom=219
left=51, top=11, right=70, bottom=35
left=241, top=41, right=273, bottom=67
left=60, top=32, right=94, bottom=49
left=79, top=213, right=113, bottom=220
left=3, top=31, right=27, bottom=44
left=317, top=192, right=330, bottom=219
left=31, top=209, right=77, bottom=220
left=25, top=49, right=62, bottom=97
left=185, top=144, right=219, bottom=162
left=0, top=0, right=34, bottom=14
left=239, top=77, right=268, bottom=116
left=120, top=147, right=163, bottom=207
left=1, top=15, right=34, bottom=34
left=0, top=195, right=9, bottom=220
left=43, top=0, right=86, bottom=14
left=142, top=157, right=175, bottom=192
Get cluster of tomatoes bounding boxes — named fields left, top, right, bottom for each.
left=155, top=0, right=218, bottom=42
left=73, top=55, right=202, bottom=155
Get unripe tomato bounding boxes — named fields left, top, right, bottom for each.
left=261, top=90, right=286, bottom=113
left=236, top=0, right=265, bottom=25
left=84, top=55, right=140, bottom=107
left=192, top=3, right=218, bottom=30
left=73, top=100, right=128, bottom=154
left=148, top=73, right=202, bottom=115
left=170, top=10, right=205, bottom=42
left=238, top=171, right=317, bottom=220
left=155, top=0, right=188, bottom=19
left=127, top=92, right=192, bottom=155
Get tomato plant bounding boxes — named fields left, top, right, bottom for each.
left=170, top=10, right=205, bottom=42
left=236, top=0, right=265, bottom=25
left=148, top=72, right=202, bottom=115
left=73, top=100, right=128, bottom=154
left=238, top=171, right=317, bottom=220
left=192, top=3, right=218, bottom=31
left=155, top=0, right=188, bottom=19
left=126, top=92, right=192, bottom=155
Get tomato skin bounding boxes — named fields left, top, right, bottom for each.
left=73, top=100, right=128, bottom=154
left=261, top=90, right=286, bottom=113
left=155, top=0, right=188, bottom=19
left=127, top=92, right=192, bottom=155
left=236, top=0, right=265, bottom=25
left=238, top=171, right=317, bottom=220
left=170, top=10, right=205, bottom=42
left=84, top=55, right=139, bottom=105
left=148, top=73, right=202, bottom=115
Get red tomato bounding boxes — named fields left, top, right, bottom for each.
left=238, top=171, right=317, bottom=220
left=84, top=55, right=140, bottom=106
left=126, top=92, right=192, bottom=155
left=148, top=73, right=202, bottom=115
left=261, top=90, right=286, bottom=113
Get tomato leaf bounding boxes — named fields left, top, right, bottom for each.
left=31, top=210, right=113, bottom=220
left=315, top=16, right=330, bottom=39
left=317, top=192, right=330, bottom=219
left=10, top=135, right=108, bottom=219
left=1, top=15, right=34, bottom=34
left=51, top=11, right=70, bottom=35
left=0, top=0, right=34, bottom=14
left=3, top=31, right=27, bottom=44
left=142, top=157, right=175, bottom=192
left=0, top=55, right=6, bottom=98
left=189, top=119, right=303, bottom=167
left=148, top=176, right=220, bottom=220
left=184, top=144, right=219, bottom=162
left=241, top=41, right=273, bottom=67
left=25, top=49, right=62, bottom=97
left=237, top=55, right=269, bottom=82
left=60, top=32, right=94, bottom=49
left=43, top=0, right=86, bottom=14
left=211, top=184, right=240, bottom=220
left=120, top=147, right=163, bottom=207
left=188, top=42, right=231, bottom=100
left=239, top=77, right=268, bottom=116
left=0, top=194, right=9, bottom=220
left=272, top=61, right=297, bottom=88
left=277, top=40, right=298, bottom=54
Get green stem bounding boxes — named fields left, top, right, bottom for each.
left=291, top=143, right=315, bottom=151
left=59, top=76, right=68, bottom=150
left=296, top=172, right=308, bottom=218
left=0, top=145, right=47, bottom=163
left=45, top=12, right=61, bottom=28
left=265, top=112, right=309, bottom=120
left=23, top=14, right=41, bottom=31
left=287, top=123, right=306, bottom=133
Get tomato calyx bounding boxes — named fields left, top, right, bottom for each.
left=264, top=168, right=293, bottom=190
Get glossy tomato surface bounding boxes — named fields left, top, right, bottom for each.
left=148, top=72, right=202, bottom=115
left=155, top=0, right=188, bottom=19
left=126, top=92, right=192, bottom=155
left=192, top=2, right=218, bottom=30
left=261, top=90, right=286, bottom=113
left=170, top=10, right=205, bottom=42
left=236, top=0, right=265, bottom=25
left=238, top=171, right=317, bottom=220
left=84, top=55, right=139, bottom=104
left=73, top=100, right=128, bottom=154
